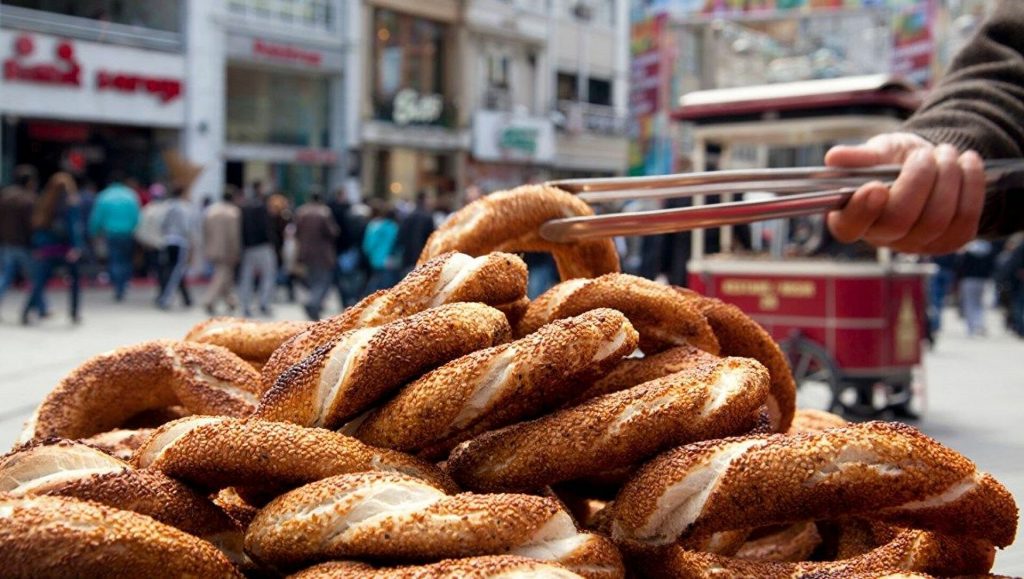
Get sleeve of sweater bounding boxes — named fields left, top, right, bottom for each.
left=901, top=0, right=1024, bottom=237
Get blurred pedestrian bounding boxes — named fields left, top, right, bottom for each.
left=157, top=187, right=196, bottom=310
left=201, top=186, right=242, bottom=316
left=927, top=254, right=958, bottom=335
left=362, top=201, right=400, bottom=293
left=88, top=172, right=140, bottom=301
left=295, top=193, right=339, bottom=320
left=134, top=184, right=170, bottom=302
left=267, top=191, right=296, bottom=304
left=0, top=165, right=39, bottom=314
left=21, top=173, right=84, bottom=325
left=326, top=188, right=361, bottom=309
left=957, top=240, right=996, bottom=337
left=395, top=192, right=435, bottom=276
left=239, top=186, right=277, bottom=317
left=338, top=199, right=371, bottom=306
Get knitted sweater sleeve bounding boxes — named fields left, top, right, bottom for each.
left=901, top=0, right=1024, bottom=237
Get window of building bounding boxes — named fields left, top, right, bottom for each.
left=226, top=66, right=330, bottom=148
left=227, top=0, right=338, bottom=35
left=487, top=53, right=510, bottom=90
left=372, top=9, right=449, bottom=125
left=5, top=0, right=182, bottom=32
left=557, top=72, right=578, bottom=101
left=563, top=0, right=614, bottom=27
left=587, top=77, right=612, bottom=106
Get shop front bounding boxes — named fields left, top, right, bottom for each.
left=224, top=31, right=345, bottom=202
left=1, top=29, right=185, bottom=185
left=361, top=4, right=466, bottom=200
left=469, top=110, right=554, bottom=193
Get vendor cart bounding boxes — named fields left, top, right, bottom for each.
left=675, top=75, right=933, bottom=419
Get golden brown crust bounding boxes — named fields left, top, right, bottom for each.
left=611, top=422, right=1018, bottom=547
left=0, top=494, right=242, bottom=578
left=212, top=488, right=260, bottom=530
left=574, top=343, right=718, bottom=403
left=133, top=416, right=457, bottom=495
left=79, top=428, right=155, bottom=461
left=447, top=358, right=769, bottom=492
left=185, top=318, right=312, bottom=362
left=245, top=471, right=623, bottom=576
left=734, top=521, right=821, bottom=562
left=25, top=340, right=261, bottom=443
left=418, top=185, right=620, bottom=281
left=256, top=303, right=511, bottom=429
left=676, top=290, right=797, bottom=431
left=787, top=408, right=848, bottom=435
left=519, top=274, right=720, bottom=355
left=289, top=556, right=584, bottom=578
left=494, top=295, right=530, bottom=329
left=354, top=309, right=639, bottom=457
left=261, top=251, right=527, bottom=389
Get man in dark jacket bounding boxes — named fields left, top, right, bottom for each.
left=294, top=193, right=339, bottom=320
left=827, top=0, right=1024, bottom=253
left=395, top=192, right=436, bottom=275
left=239, top=183, right=277, bottom=317
left=0, top=165, right=39, bottom=312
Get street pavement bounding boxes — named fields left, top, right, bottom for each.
left=0, top=284, right=1022, bottom=573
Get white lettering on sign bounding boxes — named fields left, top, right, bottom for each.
left=392, top=89, right=443, bottom=126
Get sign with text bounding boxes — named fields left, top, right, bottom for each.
left=472, top=110, right=555, bottom=164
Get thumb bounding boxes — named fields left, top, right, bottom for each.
left=824, top=144, right=888, bottom=168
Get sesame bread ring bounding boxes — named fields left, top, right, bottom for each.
left=418, top=185, right=620, bottom=281
left=0, top=440, right=243, bottom=562
left=518, top=274, right=719, bottom=355
left=256, top=303, right=511, bottom=429
left=447, top=357, right=770, bottom=492
left=79, top=428, right=154, bottom=460
left=262, top=251, right=527, bottom=389
left=574, top=343, right=717, bottom=403
left=610, top=422, right=1018, bottom=547
left=354, top=309, right=639, bottom=457
left=733, top=521, right=822, bottom=562
left=787, top=408, right=848, bottom=435
left=245, top=471, right=624, bottom=578
left=133, top=416, right=457, bottom=495
left=0, top=494, right=242, bottom=578
left=22, top=340, right=262, bottom=443
left=290, top=556, right=584, bottom=578
left=185, top=318, right=312, bottom=364
left=630, top=527, right=996, bottom=579
left=212, top=488, right=260, bottom=529
left=678, top=290, right=797, bottom=431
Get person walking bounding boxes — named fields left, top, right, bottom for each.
left=957, top=240, right=996, bottom=337
left=134, top=185, right=170, bottom=302
left=88, top=173, right=140, bottom=301
left=238, top=189, right=277, bottom=317
left=201, top=186, right=242, bottom=315
left=395, top=192, right=435, bottom=276
left=362, top=202, right=400, bottom=293
left=294, top=193, right=339, bottom=320
left=0, top=165, right=39, bottom=314
left=21, top=173, right=84, bottom=325
left=157, top=187, right=196, bottom=310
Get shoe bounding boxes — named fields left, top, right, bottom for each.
left=71, top=315, right=81, bottom=325
left=205, top=304, right=216, bottom=316
left=20, top=311, right=30, bottom=326
left=260, top=305, right=272, bottom=317
left=242, top=310, right=253, bottom=318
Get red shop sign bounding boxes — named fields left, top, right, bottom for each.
left=252, top=39, right=322, bottom=67
left=3, top=33, right=81, bottom=87
left=96, top=70, right=183, bottom=103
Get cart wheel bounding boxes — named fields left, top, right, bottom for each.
left=782, top=337, right=844, bottom=415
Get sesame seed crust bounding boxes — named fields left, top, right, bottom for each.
left=418, top=185, right=620, bottom=282
left=288, top=556, right=583, bottom=578
left=25, top=340, right=261, bottom=443
left=447, top=357, right=770, bottom=492
left=133, top=417, right=457, bottom=494
left=0, top=494, right=242, bottom=578
left=574, top=343, right=717, bottom=403
left=354, top=309, right=639, bottom=457
left=787, top=409, right=848, bottom=435
left=611, top=421, right=1018, bottom=547
left=185, top=318, right=313, bottom=363
left=245, top=471, right=623, bottom=577
left=79, top=428, right=155, bottom=461
left=518, top=273, right=721, bottom=356
left=257, top=303, right=512, bottom=429
left=261, top=251, right=527, bottom=390
left=679, top=290, right=798, bottom=431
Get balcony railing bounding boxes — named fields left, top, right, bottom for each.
left=554, top=100, right=626, bottom=136
left=0, top=5, right=182, bottom=52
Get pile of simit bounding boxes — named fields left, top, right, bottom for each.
left=0, top=186, right=1017, bottom=578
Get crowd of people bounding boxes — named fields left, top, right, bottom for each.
left=0, top=165, right=453, bottom=324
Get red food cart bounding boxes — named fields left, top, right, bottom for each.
left=675, top=75, right=934, bottom=419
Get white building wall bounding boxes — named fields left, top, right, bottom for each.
left=183, top=0, right=227, bottom=205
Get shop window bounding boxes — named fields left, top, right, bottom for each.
left=5, top=0, right=182, bottom=32
left=372, top=9, right=452, bottom=126
left=557, top=72, right=578, bottom=101
left=587, top=77, right=612, bottom=106
left=226, top=66, right=331, bottom=148
left=227, top=0, right=338, bottom=35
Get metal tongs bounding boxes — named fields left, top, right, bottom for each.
left=539, top=160, right=1024, bottom=242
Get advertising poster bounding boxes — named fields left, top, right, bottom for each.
left=628, top=13, right=674, bottom=176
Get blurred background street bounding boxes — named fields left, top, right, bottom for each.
left=0, top=285, right=1022, bottom=573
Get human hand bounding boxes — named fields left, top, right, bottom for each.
left=824, top=132, right=986, bottom=254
